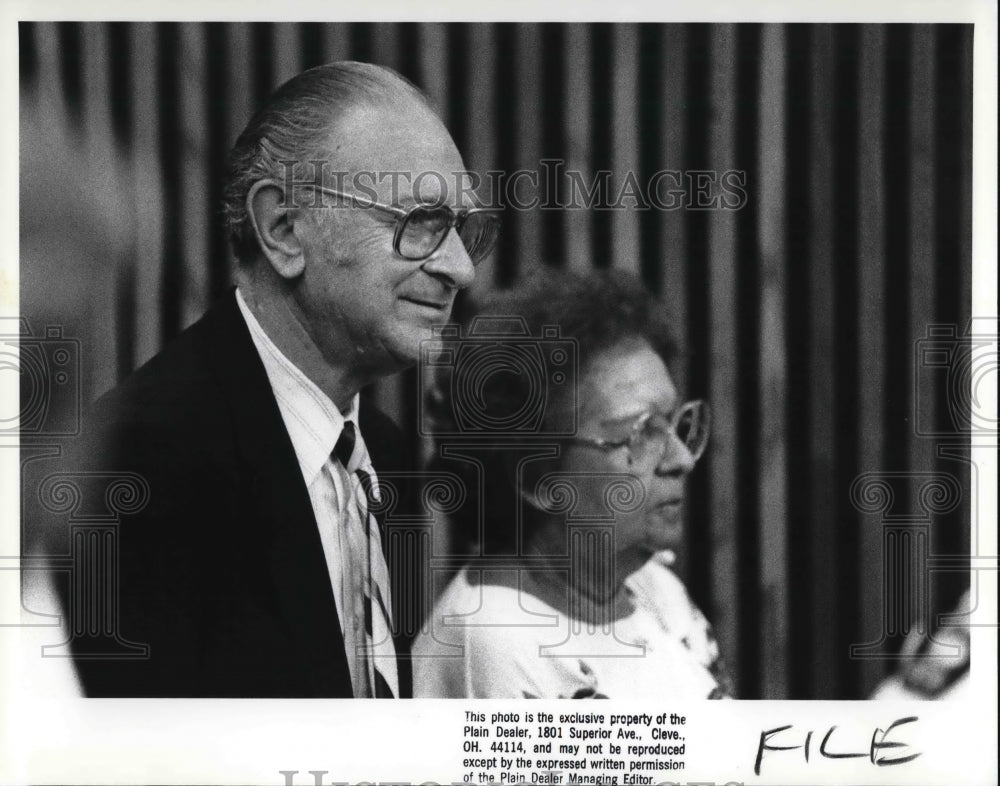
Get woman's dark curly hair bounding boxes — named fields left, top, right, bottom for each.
left=428, top=268, right=678, bottom=555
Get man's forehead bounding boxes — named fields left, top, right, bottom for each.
left=319, top=100, right=469, bottom=205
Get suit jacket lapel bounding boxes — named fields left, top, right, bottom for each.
left=202, top=290, right=353, bottom=696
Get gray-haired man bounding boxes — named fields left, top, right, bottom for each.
left=67, top=61, right=496, bottom=697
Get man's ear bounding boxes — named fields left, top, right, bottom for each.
left=246, top=179, right=306, bottom=279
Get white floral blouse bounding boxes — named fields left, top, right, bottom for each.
left=413, top=552, right=733, bottom=699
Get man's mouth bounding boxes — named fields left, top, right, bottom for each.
left=400, top=296, right=449, bottom=310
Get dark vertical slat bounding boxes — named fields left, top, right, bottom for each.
left=910, top=23, right=937, bottom=480
left=955, top=24, right=972, bottom=341
left=205, top=23, right=231, bottom=300
left=757, top=22, right=789, bottom=700
left=783, top=22, right=812, bottom=699
left=251, top=23, right=274, bottom=107
left=832, top=23, right=862, bottom=697
left=157, top=23, right=182, bottom=343
left=299, top=23, right=324, bottom=70
left=350, top=22, right=374, bottom=64
left=734, top=23, right=762, bottom=698
left=107, top=23, right=132, bottom=149
left=883, top=26, right=912, bottom=478
left=130, top=23, right=166, bottom=369
left=493, top=23, right=518, bottom=287
left=682, top=23, right=713, bottom=618
left=933, top=24, right=970, bottom=426
left=857, top=24, right=890, bottom=695
left=418, top=23, right=448, bottom=112
left=610, top=24, right=640, bottom=275
left=942, top=25, right=972, bottom=608
left=464, top=23, right=498, bottom=297
left=657, top=25, right=688, bottom=397
left=706, top=23, right=740, bottom=692
left=370, top=22, right=401, bottom=73
left=806, top=23, right=838, bottom=698
left=446, top=24, right=470, bottom=160
left=226, top=24, right=255, bottom=149
left=589, top=23, right=613, bottom=271
left=179, top=23, right=210, bottom=329
left=563, top=23, right=593, bottom=274
left=272, top=23, right=302, bottom=88
left=19, top=22, right=38, bottom=87
left=514, top=23, right=543, bottom=272
left=398, top=23, right=423, bottom=88
left=637, top=24, right=662, bottom=293
left=907, top=24, right=944, bottom=646
left=57, top=22, right=82, bottom=120
left=321, top=23, right=351, bottom=63
left=882, top=25, right=915, bottom=661
left=34, top=23, right=63, bottom=109
left=932, top=26, right=973, bottom=600
left=540, top=23, right=565, bottom=269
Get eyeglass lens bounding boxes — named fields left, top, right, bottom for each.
left=398, top=206, right=499, bottom=264
left=631, top=404, right=708, bottom=463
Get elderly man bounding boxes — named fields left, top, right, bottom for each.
left=65, top=61, right=495, bottom=697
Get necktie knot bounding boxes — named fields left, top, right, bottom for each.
left=334, top=420, right=357, bottom=468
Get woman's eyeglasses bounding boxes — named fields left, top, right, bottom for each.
left=569, top=399, right=711, bottom=466
left=305, top=185, right=501, bottom=266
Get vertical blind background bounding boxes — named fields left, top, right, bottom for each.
left=18, top=22, right=973, bottom=699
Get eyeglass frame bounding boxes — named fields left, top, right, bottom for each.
left=566, top=399, right=712, bottom=466
left=297, top=184, right=501, bottom=265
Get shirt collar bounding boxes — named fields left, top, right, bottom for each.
left=236, top=288, right=373, bottom=483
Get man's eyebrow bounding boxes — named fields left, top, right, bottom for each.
left=599, top=410, right=650, bottom=428
left=397, top=195, right=443, bottom=206
left=396, top=194, right=460, bottom=210
left=598, top=401, right=679, bottom=428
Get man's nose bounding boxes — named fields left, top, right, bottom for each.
left=655, top=432, right=697, bottom=477
left=420, top=227, right=476, bottom=289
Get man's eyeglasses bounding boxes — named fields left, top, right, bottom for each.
left=305, top=185, right=501, bottom=266
left=568, top=400, right=711, bottom=466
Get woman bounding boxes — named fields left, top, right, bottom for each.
left=413, top=270, right=731, bottom=699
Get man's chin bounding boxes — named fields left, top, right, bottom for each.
left=372, top=318, right=455, bottom=378
left=382, top=328, right=434, bottom=370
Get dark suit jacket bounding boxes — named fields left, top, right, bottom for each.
left=65, top=291, right=412, bottom=697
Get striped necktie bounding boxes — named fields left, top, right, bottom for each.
left=333, top=421, right=398, bottom=698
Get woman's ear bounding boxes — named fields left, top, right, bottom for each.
left=246, top=179, right=306, bottom=279
left=515, top=451, right=563, bottom=514
left=519, top=479, right=545, bottom=513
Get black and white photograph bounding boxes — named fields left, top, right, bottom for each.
left=2, top=2, right=997, bottom=785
